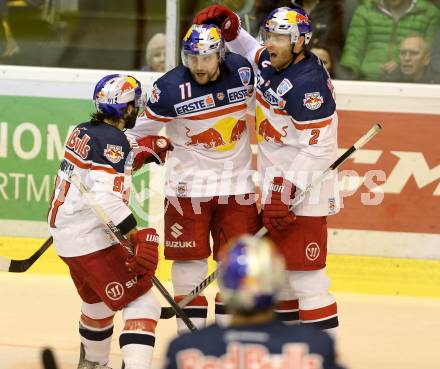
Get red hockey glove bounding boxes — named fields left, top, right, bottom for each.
left=262, top=177, right=297, bottom=233
left=193, top=4, right=241, bottom=42
left=126, top=228, right=159, bottom=278
left=132, top=135, right=173, bottom=170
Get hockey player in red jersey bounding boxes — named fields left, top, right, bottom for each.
left=164, top=235, right=345, bottom=369
left=194, top=5, right=340, bottom=334
left=126, top=24, right=260, bottom=334
left=48, top=74, right=171, bottom=369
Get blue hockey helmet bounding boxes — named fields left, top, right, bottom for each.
left=93, top=74, right=144, bottom=118
left=261, top=7, right=312, bottom=45
left=181, top=24, right=226, bottom=66
left=218, top=235, right=286, bottom=312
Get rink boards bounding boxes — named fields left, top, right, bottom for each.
left=0, top=66, right=439, bottom=297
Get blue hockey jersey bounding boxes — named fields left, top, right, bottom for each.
left=164, top=320, right=345, bottom=369
left=228, top=30, right=340, bottom=216
left=126, top=53, right=256, bottom=197
left=48, top=121, right=135, bottom=257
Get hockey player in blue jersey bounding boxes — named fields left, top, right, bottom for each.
left=48, top=74, right=171, bottom=369
left=163, top=235, right=345, bottom=369
left=126, top=24, right=260, bottom=334
left=194, top=5, right=341, bottom=334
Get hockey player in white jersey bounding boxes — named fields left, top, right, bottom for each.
left=164, top=235, right=345, bottom=369
left=48, top=74, right=171, bottom=369
left=194, top=5, right=340, bottom=333
left=126, top=24, right=260, bottom=334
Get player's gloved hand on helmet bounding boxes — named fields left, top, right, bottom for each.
left=126, top=228, right=159, bottom=278
left=262, top=177, right=297, bottom=233
left=192, top=4, right=241, bottom=42
left=132, top=135, right=173, bottom=170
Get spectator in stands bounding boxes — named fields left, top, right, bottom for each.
left=431, top=23, right=440, bottom=73
left=385, top=33, right=440, bottom=83
left=142, top=33, right=166, bottom=73
left=0, top=0, right=19, bottom=57
left=247, top=0, right=292, bottom=36
left=340, top=0, right=440, bottom=81
left=311, top=45, right=335, bottom=77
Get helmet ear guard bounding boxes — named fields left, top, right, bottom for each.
left=93, top=74, right=144, bottom=118
left=181, top=24, right=226, bottom=67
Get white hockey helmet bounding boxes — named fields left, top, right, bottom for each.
left=218, top=235, right=286, bottom=312
left=260, top=7, right=313, bottom=45
left=93, top=74, right=144, bottom=118
left=181, top=24, right=226, bottom=67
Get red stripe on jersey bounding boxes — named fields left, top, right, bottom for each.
left=65, top=151, right=117, bottom=174
left=300, top=302, right=337, bottom=321
left=292, top=117, right=333, bottom=130
left=255, top=47, right=265, bottom=64
left=184, top=103, right=247, bottom=120
left=175, top=295, right=208, bottom=307
left=145, top=107, right=173, bottom=122
left=276, top=299, right=299, bottom=311
left=124, top=318, right=157, bottom=334
left=65, top=151, right=91, bottom=169
left=256, top=91, right=270, bottom=109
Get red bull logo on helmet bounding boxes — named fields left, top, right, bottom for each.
left=185, top=126, right=226, bottom=149
left=294, top=12, right=310, bottom=25
left=104, top=144, right=124, bottom=164
left=303, top=92, right=324, bottom=110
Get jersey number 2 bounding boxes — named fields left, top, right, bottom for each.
left=309, top=129, right=320, bottom=145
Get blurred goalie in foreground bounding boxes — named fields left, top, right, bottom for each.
left=47, top=74, right=171, bottom=369
left=163, top=235, right=345, bottom=369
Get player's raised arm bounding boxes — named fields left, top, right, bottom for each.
left=192, top=4, right=262, bottom=70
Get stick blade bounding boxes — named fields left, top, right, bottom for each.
left=0, top=256, right=11, bottom=272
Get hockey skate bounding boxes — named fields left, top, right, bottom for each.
left=77, top=343, right=113, bottom=369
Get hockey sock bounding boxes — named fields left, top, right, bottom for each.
left=299, top=298, right=339, bottom=335
left=274, top=299, right=299, bottom=324
left=174, top=295, right=208, bottom=334
left=120, top=319, right=156, bottom=369
left=215, top=292, right=230, bottom=327
left=79, top=314, right=114, bottom=365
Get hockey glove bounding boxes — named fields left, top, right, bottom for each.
left=126, top=228, right=159, bottom=278
left=132, top=135, right=173, bottom=170
left=192, top=4, right=241, bottom=42
left=262, top=177, right=297, bottom=233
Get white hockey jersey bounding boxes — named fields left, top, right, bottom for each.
left=48, top=122, right=135, bottom=257
left=228, top=30, right=340, bottom=216
left=126, top=52, right=256, bottom=198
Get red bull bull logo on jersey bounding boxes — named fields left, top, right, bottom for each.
left=258, top=119, right=288, bottom=144
left=229, top=119, right=247, bottom=143
left=104, top=144, right=124, bottom=164
left=185, top=126, right=226, bottom=149
left=303, top=92, right=324, bottom=110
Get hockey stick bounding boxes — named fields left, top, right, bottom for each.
left=160, top=123, right=383, bottom=318
left=69, top=174, right=197, bottom=331
left=0, top=236, right=53, bottom=273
